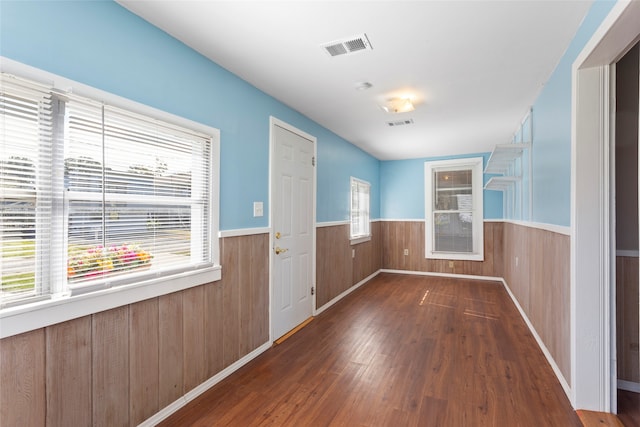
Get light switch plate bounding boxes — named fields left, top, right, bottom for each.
left=253, top=201, right=263, bottom=217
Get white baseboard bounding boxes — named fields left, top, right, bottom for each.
left=142, top=270, right=575, bottom=425
left=314, top=269, right=503, bottom=317
left=144, top=269, right=381, bottom=426
left=500, top=278, right=572, bottom=400
left=140, top=341, right=272, bottom=426
left=618, top=379, right=640, bottom=393
left=314, top=270, right=380, bottom=315
left=380, top=268, right=503, bottom=283
left=380, top=269, right=573, bottom=403
left=315, top=269, right=503, bottom=317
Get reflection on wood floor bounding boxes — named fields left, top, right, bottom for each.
left=160, top=273, right=582, bottom=426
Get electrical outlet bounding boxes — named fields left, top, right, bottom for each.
left=515, top=256, right=519, bottom=267
left=448, top=261, right=454, bottom=268
left=403, top=249, right=409, bottom=256
left=352, top=249, right=356, bottom=258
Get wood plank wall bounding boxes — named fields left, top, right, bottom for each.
left=616, top=255, right=640, bottom=383
left=502, top=222, right=571, bottom=386
left=0, top=221, right=583, bottom=425
left=0, top=233, right=269, bottom=427
left=316, top=222, right=382, bottom=308
left=376, top=220, right=571, bottom=388
left=379, top=221, right=503, bottom=277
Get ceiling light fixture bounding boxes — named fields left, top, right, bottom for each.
left=381, top=97, right=415, bottom=114
left=355, top=81, right=373, bottom=91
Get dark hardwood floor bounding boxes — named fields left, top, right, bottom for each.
left=159, top=273, right=581, bottom=426
left=618, top=389, right=640, bottom=427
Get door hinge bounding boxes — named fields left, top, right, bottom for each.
left=311, top=286, right=315, bottom=295
left=312, top=156, right=315, bottom=166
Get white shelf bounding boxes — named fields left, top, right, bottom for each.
left=484, top=143, right=530, bottom=174
left=484, top=176, right=521, bottom=191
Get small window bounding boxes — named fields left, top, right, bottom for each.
left=424, top=157, right=483, bottom=261
left=350, top=177, right=370, bottom=243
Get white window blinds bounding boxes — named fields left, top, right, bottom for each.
left=424, top=157, right=484, bottom=261
left=1, top=72, right=215, bottom=306
left=350, top=177, right=370, bottom=239
left=432, top=169, right=474, bottom=253
left=0, top=75, right=54, bottom=305
left=64, top=97, right=213, bottom=288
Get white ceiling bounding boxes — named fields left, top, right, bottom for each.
left=117, top=0, right=593, bottom=160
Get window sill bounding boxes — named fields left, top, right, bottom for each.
left=0, top=265, right=222, bottom=339
left=350, top=235, right=371, bottom=245
left=426, top=252, right=484, bottom=261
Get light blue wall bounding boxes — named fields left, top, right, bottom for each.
left=3, top=0, right=619, bottom=230
left=0, top=0, right=380, bottom=230
left=317, top=136, right=380, bottom=223
left=380, top=153, right=503, bottom=220
left=531, top=0, right=617, bottom=226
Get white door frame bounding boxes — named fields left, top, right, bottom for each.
left=268, top=116, right=317, bottom=342
left=572, top=0, right=640, bottom=412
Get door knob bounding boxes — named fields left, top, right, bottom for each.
left=275, top=232, right=281, bottom=239
left=274, top=246, right=289, bottom=255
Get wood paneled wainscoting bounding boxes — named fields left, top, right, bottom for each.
left=0, top=233, right=269, bottom=427
left=379, top=220, right=504, bottom=277
left=158, top=274, right=581, bottom=426
left=502, top=222, right=572, bottom=390
left=377, top=220, right=571, bottom=395
left=616, top=254, right=640, bottom=387
left=316, top=221, right=382, bottom=309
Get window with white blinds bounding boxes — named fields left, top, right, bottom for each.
left=424, top=157, right=484, bottom=261
left=1, top=72, right=217, bottom=307
left=350, top=177, right=370, bottom=241
left=0, top=75, right=54, bottom=305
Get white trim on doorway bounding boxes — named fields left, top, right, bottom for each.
left=572, top=64, right=611, bottom=412
left=571, top=0, right=640, bottom=412
left=268, top=116, right=318, bottom=343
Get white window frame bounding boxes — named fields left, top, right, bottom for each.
left=350, top=177, right=371, bottom=245
left=0, top=58, right=221, bottom=339
left=424, top=157, right=484, bottom=261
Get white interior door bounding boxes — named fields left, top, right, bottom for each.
left=271, top=120, right=315, bottom=341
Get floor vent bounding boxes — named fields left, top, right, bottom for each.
left=387, top=119, right=414, bottom=127
left=321, top=34, right=372, bottom=57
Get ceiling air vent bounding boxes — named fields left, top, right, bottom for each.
left=321, top=33, right=372, bottom=57
left=387, top=119, right=414, bottom=127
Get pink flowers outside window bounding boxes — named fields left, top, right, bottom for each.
left=67, top=244, right=153, bottom=282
